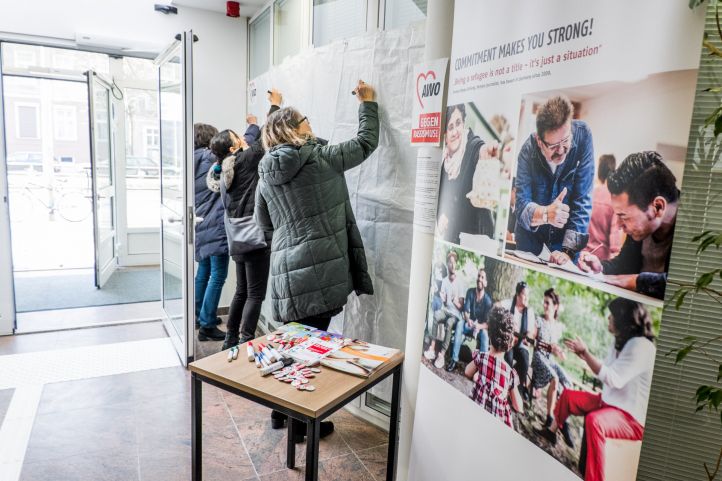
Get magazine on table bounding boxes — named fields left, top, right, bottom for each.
left=320, top=340, right=399, bottom=378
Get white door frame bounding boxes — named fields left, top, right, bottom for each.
left=0, top=47, right=16, bottom=335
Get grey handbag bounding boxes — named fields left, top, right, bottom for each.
left=220, top=176, right=267, bottom=256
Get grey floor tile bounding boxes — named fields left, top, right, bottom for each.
left=20, top=444, right=140, bottom=481
left=0, top=321, right=166, bottom=355
left=24, top=402, right=137, bottom=463
left=355, top=444, right=389, bottom=481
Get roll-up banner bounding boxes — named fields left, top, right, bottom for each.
left=410, top=1, right=706, bottom=480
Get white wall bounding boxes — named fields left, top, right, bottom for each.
left=0, top=0, right=247, bottom=311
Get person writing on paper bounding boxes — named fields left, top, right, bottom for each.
left=514, top=95, right=594, bottom=265
left=255, top=80, right=378, bottom=440
left=577, top=151, right=678, bottom=299
left=445, top=267, right=493, bottom=372
left=211, top=90, right=282, bottom=350
left=437, top=103, right=499, bottom=245
left=584, top=154, right=623, bottom=261
left=465, top=306, right=523, bottom=428
left=538, top=298, right=655, bottom=481
left=423, top=251, right=465, bottom=371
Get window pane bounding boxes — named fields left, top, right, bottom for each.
left=124, top=88, right=160, bottom=229
left=2, top=43, right=109, bottom=76
left=384, top=0, right=426, bottom=30
left=53, top=106, right=77, bottom=141
left=16, top=105, right=39, bottom=139
left=250, top=8, right=271, bottom=78
left=274, top=0, right=305, bottom=65
left=313, top=0, right=366, bottom=47
left=122, top=57, right=157, bottom=84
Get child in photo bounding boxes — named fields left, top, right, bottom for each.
left=465, top=306, right=523, bottom=428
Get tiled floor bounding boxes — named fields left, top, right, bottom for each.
left=15, top=301, right=164, bottom=333
left=1, top=322, right=391, bottom=481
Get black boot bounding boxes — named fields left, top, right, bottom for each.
left=291, top=419, right=335, bottom=444
left=271, top=410, right=287, bottom=429
left=221, top=332, right=239, bottom=351
left=544, top=414, right=554, bottom=428
left=198, top=326, right=226, bottom=341
left=560, top=421, right=575, bottom=448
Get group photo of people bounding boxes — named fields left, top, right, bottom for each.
left=435, top=101, right=514, bottom=256
left=422, top=241, right=661, bottom=480
left=502, top=70, right=697, bottom=301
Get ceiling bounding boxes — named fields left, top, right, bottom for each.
left=171, top=0, right=267, bottom=18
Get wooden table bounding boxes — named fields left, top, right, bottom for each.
left=189, top=337, right=405, bottom=481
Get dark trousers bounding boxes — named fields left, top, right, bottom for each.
left=226, top=254, right=271, bottom=343
left=505, top=344, right=530, bottom=385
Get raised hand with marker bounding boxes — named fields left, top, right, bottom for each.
left=352, top=79, right=376, bottom=102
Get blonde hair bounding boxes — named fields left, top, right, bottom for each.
left=262, top=107, right=314, bottom=150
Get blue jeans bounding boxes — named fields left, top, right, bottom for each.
left=194, top=255, right=229, bottom=328
left=451, top=320, right=489, bottom=362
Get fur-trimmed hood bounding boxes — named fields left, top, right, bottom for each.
left=206, top=154, right=235, bottom=193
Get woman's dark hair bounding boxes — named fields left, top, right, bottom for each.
left=510, top=280, right=528, bottom=315
left=194, top=123, right=218, bottom=149
left=543, top=288, right=560, bottom=320
left=209, top=129, right=237, bottom=160
left=445, top=103, right=466, bottom=129
left=488, top=306, right=515, bottom=352
left=597, top=154, right=616, bottom=183
left=608, top=297, right=655, bottom=351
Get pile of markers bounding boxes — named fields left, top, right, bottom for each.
left=225, top=335, right=322, bottom=393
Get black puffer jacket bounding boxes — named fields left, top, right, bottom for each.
left=194, top=147, right=227, bottom=261
left=255, top=101, right=379, bottom=322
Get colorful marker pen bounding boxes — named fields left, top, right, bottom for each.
left=247, top=342, right=255, bottom=362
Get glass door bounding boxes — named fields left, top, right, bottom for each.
left=87, top=71, right=118, bottom=288
left=156, top=32, right=194, bottom=365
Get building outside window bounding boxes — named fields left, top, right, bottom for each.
left=15, top=103, right=40, bottom=139
left=53, top=105, right=78, bottom=141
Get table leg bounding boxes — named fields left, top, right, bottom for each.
left=191, top=372, right=202, bottom=481
left=287, top=416, right=296, bottom=469
left=386, top=366, right=402, bottom=481
left=305, top=418, right=320, bottom=481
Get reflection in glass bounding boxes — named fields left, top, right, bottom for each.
left=93, top=87, right=112, bottom=188
left=159, top=45, right=185, bottom=338
left=124, top=88, right=160, bottom=229
left=313, top=0, right=365, bottom=47
left=159, top=52, right=183, bottom=214
left=2, top=43, right=110, bottom=76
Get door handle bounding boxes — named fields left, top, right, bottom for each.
left=194, top=216, right=203, bottom=224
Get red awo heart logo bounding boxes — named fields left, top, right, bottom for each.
left=416, top=70, right=438, bottom=109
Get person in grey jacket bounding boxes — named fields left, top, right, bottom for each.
left=255, top=80, right=378, bottom=440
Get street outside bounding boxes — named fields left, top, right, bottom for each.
left=7, top=170, right=160, bottom=271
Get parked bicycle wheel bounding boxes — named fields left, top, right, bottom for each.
left=8, top=190, right=34, bottom=222
left=57, top=191, right=91, bottom=222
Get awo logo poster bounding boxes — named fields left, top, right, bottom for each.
left=411, top=58, right=448, bottom=146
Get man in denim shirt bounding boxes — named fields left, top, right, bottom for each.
left=514, top=96, right=594, bottom=264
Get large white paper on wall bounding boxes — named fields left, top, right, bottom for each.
left=248, top=25, right=425, bottom=399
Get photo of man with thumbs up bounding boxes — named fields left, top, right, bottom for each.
left=512, top=95, right=595, bottom=264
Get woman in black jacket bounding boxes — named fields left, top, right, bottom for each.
left=208, top=92, right=281, bottom=349
left=193, top=123, right=228, bottom=342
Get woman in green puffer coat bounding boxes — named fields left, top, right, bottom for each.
left=256, top=80, right=378, bottom=439
left=255, top=80, right=378, bottom=332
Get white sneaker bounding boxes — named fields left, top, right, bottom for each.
left=434, top=355, right=445, bottom=370
left=423, top=348, right=436, bottom=361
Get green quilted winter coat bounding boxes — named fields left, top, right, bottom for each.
left=254, top=101, right=379, bottom=323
